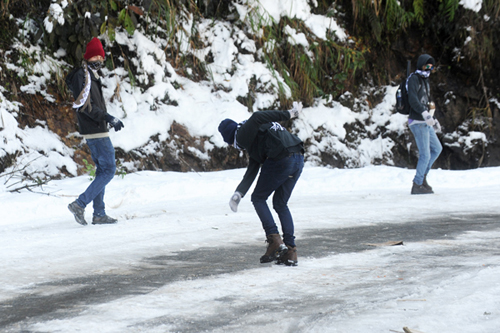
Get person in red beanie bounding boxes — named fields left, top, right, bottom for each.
left=65, top=37, right=124, bottom=226
left=84, top=37, right=106, bottom=60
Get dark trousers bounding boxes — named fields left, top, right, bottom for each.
left=251, top=153, right=304, bottom=247
left=76, top=137, right=116, bottom=216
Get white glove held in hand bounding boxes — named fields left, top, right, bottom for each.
left=422, top=111, right=435, bottom=127
left=288, top=101, right=303, bottom=119
left=433, top=119, right=442, bottom=133
left=229, top=191, right=242, bottom=212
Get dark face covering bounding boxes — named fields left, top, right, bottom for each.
left=88, top=60, right=104, bottom=70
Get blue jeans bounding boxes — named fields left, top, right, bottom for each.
left=251, top=153, right=304, bottom=247
left=409, top=123, right=442, bottom=185
left=76, top=137, right=116, bottom=216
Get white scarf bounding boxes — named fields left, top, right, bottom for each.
left=72, top=61, right=92, bottom=112
left=415, top=69, right=431, bottom=78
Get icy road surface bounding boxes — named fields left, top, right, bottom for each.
left=1, top=166, right=499, bottom=332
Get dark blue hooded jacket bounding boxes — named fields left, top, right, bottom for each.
left=408, top=54, right=435, bottom=121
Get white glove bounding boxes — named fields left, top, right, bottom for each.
left=433, top=119, right=442, bottom=133
left=288, top=101, right=303, bottom=119
left=229, top=191, right=242, bottom=212
left=422, top=111, right=435, bottom=127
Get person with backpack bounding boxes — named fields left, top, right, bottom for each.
left=218, top=103, right=304, bottom=266
left=407, top=54, right=443, bottom=195
left=66, top=37, right=124, bottom=225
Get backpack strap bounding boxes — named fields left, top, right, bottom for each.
left=405, top=72, right=415, bottom=92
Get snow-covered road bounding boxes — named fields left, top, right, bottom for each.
left=1, top=166, right=499, bottom=332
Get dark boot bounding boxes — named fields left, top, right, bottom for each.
left=68, top=201, right=87, bottom=226
left=411, top=182, right=433, bottom=195
left=92, top=215, right=118, bottom=225
left=423, top=175, right=433, bottom=191
left=277, top=245, right=298, bottom=266
left=260, top=234, right=288, bottom=263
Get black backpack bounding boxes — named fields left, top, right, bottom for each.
left=261, top=122, right=303, bottom=160
left=395, top=60, right=411, bottom=115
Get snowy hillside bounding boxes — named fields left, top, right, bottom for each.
left=0, top=0, right=495, bottom=183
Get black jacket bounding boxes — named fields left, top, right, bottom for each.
left=408, top=54, right=434, bottom=121
left=235, top=110, right=303, bottom=196
left=66, top=66, right=109, bottom=135
left=407, top=73, right=431, bottom=121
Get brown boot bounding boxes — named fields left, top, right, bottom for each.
left=277, top=245, right=298, bottom=266
left=260, top=234, right=288, bottom=263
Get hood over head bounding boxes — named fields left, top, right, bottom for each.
left=417, top=54, right=435, bottom=70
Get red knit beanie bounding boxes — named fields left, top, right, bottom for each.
left=84, top=37, right=105, bottom=60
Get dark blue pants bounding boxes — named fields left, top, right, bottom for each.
left=251, top=153, right=304, bottom=247
left=76, top=137, right=116, bottom=217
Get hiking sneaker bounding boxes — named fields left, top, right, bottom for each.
left=411, top=182, right=433, bottom=195
left=92, top=215, right=118, bottom=225
left=68, top=201, right=87, bottom=226
left=260, top=234, right=288, bottom=263
left=276, top=245, right=298, bottom=266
